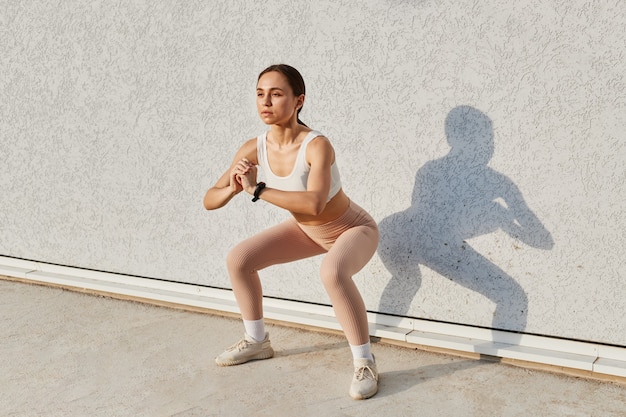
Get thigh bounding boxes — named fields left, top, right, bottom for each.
left=322, top=223, right=379, bottom=276
left=229, top=219, right=327, bottom=272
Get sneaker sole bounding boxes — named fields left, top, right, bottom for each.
left=215, top=348, right=275, bottom=367
left=350, top=386, right=378, bottom=400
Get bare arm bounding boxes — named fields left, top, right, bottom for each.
left=203, top=138, right=257, bottom=210
left=238, top=136, right=334, bottom=216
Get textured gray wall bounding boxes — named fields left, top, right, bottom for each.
left=1, top=0, right=624, bottom=345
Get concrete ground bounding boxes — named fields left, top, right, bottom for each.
left=1, top=279, right=625, bottom=417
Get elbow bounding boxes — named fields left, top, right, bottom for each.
left=203, top=193, right=219, bottom=211
left=204, top=199, right=223, bottom=211
left=313, top=203, right=327, bottom=216
left=202, top=194, right=212, bottom=210
left=307, top=198, right=327, bottom=216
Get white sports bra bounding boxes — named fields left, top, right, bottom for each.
left=256, top=130, right=342, bottom=201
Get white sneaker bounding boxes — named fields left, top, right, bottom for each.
left=215, top=332, right=274, bottom=366
left=349, top=355, right=379, bottom=400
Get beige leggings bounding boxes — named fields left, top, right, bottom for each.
left=226, top=201, right=379, bottom=345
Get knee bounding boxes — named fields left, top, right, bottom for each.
left=320, top=267, right=345, bottom=291
left=226, top=245, right=252, bottom=276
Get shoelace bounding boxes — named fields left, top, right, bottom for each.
left=354, top=365, right=378, bottom=381
left=226, top=339, right=250, bottom=352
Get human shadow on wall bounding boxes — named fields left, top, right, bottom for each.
left=377, top=106, right=554, bottom=333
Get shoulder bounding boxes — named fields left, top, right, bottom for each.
left=307, top=134, right=332, bottom=150
left=240, top=137, right=258, bottom=152
left=305, top=133, right=334, bottom=164
left=234, top=137, right=259, bottom=164
left=304, top=129, right=330, bottom=146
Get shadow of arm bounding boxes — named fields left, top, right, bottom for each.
left=498, top=183, right=554, bottom=250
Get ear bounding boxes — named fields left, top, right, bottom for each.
left=296, top=94, right=305, bottom=109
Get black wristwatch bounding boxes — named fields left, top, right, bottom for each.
left=251, top=182, right=266, bottom=202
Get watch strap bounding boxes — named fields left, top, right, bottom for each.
left=252, top=182, right=266, bottom=202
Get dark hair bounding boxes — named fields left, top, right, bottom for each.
left=258, top=64, right=308, bottom=127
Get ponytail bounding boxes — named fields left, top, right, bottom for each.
left=297, top=111, right=308, bottom=127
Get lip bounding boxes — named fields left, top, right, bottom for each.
left=260, top=111, right=273, bottom=116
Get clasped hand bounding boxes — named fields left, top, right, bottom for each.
left=231, top=158, right=257, bottom=194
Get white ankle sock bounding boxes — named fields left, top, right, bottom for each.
left=243, top=319, right=266, bottom=342
left=350, top=341, right=374, bottom=361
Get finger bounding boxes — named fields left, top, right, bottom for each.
left=236, top=161, right=250, bottom=172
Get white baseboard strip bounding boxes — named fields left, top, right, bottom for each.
left=1, top=256, right=624, bottom=379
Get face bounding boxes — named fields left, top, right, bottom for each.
left=256, top=71, right=304, bottom=126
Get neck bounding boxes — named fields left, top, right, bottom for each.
left=269, top=122, right=305, bottom=146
